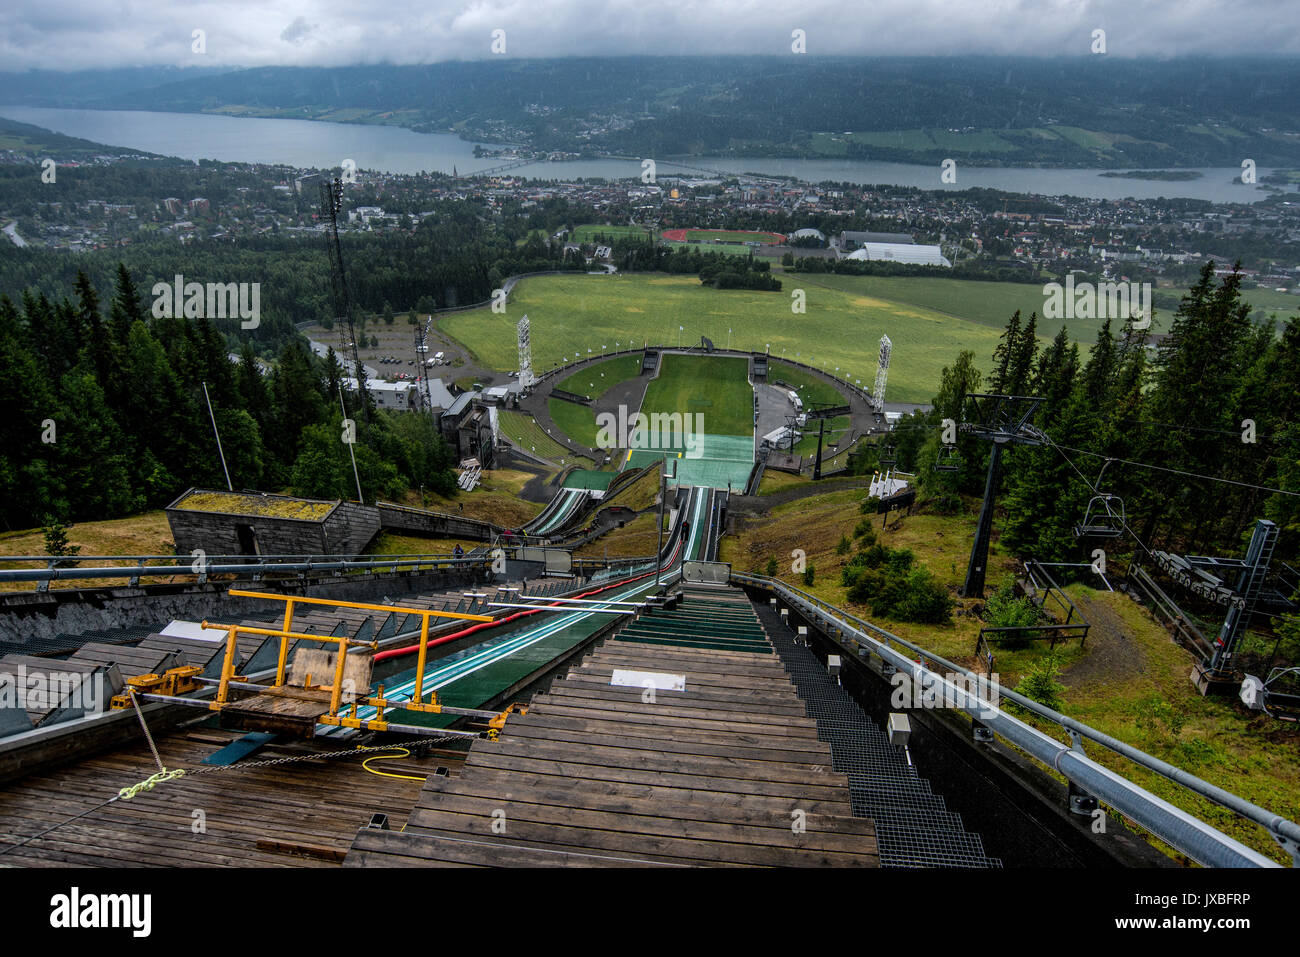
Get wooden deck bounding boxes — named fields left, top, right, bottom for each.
left=345, top=606, right=879, bottom=868
left=0, top=728, right=462, bottom=867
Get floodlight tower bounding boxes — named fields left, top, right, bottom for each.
left=517, top=314, right=536, bottom=389
left=872, top=335, right=892, bottom=412
left=958, top=393, right=1046, bottom=598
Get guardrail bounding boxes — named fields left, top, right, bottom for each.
left=0, top=552, right=491, bottom=590
left=1125, top=562, right=1215, bottom=659
left=731, top=571, right=1299, bottom=868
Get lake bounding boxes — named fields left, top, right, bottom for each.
left=0, top=105, right=1275, bottom=204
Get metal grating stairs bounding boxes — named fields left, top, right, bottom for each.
left=751, top=598, right=1001, bottom=868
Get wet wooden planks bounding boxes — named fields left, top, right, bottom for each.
left=345, top=635, right=878, bottom=868
left=0, top=728, right=438, bottom=867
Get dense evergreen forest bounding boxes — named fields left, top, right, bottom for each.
left=0, top=198, right=585, bottom=360
left=879, top=263, right=1300, bottom=576
left=0, top=264, right=460, bottom=531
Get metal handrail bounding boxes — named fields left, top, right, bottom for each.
left=0, top=554, right=491, bottom=586
left=0, top=551, right=465, bottom=564
left=732, top=571, right=1299, bottom=867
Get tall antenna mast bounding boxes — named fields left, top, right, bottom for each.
left=319, top=176, right=370, bottom=426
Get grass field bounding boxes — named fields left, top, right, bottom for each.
left=571, top=224, right=654, bottom=243
left=547, top=398, right=600, bottom=449
left=0, top=511, right=176, bottom=591
left=496, top=410, right=593, bottom=466
left=787, top=272, right=1116, bottom=344
left=554, top=354, right=643, bottom=399
left=767, top=360, right=846, bottom=407
left=441, top=273, right=1009, bottom=403
left=640, top=354, right=753, bottom=437
left=1242, top=286, right=1300, bottom=321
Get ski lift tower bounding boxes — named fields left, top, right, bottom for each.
left=958, top=393, right=1046, bottom=598
left=517, top=314, right=536, bottom=389
left=872, top=335, right=891, bottom=413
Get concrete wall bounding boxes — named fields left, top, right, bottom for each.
left=0, top=566, right=490, bottom=645
left=377, top=504, right=499, bottom=541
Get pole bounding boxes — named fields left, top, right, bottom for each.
left=962, top=443, right=1004, bottom=598
left=340, top=384, right=365, bottom=504
left=655, top=461, right=666, bottom=588
left=202, top=381, right=233, bottom=491
left=813, top=417, right=825, bottom=481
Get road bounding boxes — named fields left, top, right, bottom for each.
left=3, top=221, right=27, bottom=248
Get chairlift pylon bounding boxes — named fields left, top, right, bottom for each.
left=1073, top=493, right=1126, bottom=540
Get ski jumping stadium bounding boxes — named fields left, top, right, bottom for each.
left=0, top=475, right=1297, bottom=869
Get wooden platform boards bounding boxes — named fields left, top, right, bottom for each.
left=0, top=727, right=465, bottom=867
left=345, top=589, right=879, bottom=867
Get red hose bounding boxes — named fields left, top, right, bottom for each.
left=373, top=529, right=687, bottom=662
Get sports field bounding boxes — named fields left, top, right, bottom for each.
left=571, top=224, right=655, bottom=243
left=440, top=272, right=1010, bottom=402
left=661, top=228, right=785, bottom=244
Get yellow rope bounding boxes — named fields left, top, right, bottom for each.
left=360, top=747, right=427, bottom=782
left=118, top=768, right=186, bottom=800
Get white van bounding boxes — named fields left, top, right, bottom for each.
left=433, top=351, right=446, bottom=364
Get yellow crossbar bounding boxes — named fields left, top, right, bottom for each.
left=227, top=589, right=494, bottom=623
left=211, top=589, right=498, bottom=715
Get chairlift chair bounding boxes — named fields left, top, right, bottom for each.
left=878, top=443, right=897, bottom=468
left=934, top=444, right=959, bottom=472
left=1073, top=494, right=1126, bottom=539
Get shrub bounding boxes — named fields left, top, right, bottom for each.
left=1014, top=653, right=1066, bottom=712
left=835, top=534, right=851, bottom=555
left=802, top=564, right=816, bottom=587
left=765, top=555, right=778, bottom=576
left=984, top=578, right=1043, bottom=647
left=843, top=544, right=950, bottom=624
left=852, top=518, right=877, bottom=542
left=42, top=516, right=81, bottom=558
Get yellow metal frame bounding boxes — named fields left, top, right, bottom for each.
left=121, top=589, right=527, bottom=739
left=204, top=590, right=494, bottom=717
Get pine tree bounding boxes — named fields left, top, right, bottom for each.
left=989, top=310, right=1021, bottom=394
left=1006, top=311, right=1039, bottom=395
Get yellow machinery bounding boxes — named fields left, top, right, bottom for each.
left=109, top=665, right=204, bottom=710
left=113, top=590, right=528, bottom=740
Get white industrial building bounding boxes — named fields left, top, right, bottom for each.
left=844, top=243, right=951, bottom=267
left=341, top=377, right=417, bottom=411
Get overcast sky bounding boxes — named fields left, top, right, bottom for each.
left=3, top=0, right=1298, bottom=72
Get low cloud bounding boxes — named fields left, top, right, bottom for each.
left=0, top=0, right=1296, bottom=72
